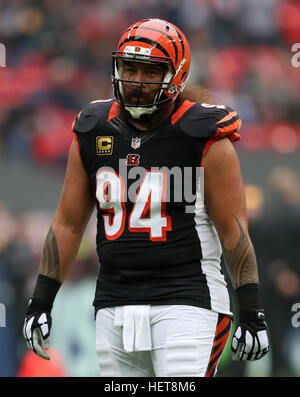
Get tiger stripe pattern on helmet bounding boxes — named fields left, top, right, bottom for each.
left=112, top=18, right=191, bottom=115
left=120, top=18, right=186, bottom=72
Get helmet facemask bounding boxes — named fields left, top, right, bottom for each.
left=112, top=52, right=178, bottom=119
left=111, top=19, right=191, bottom=119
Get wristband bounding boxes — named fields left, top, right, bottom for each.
left=235, top=283, right=262, bottom=311
left=235, top=283, right=265, bottom=323
left=27, top=274, right=61, bottom=315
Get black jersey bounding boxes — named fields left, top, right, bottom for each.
left=73, top=99, right=241, bottom=315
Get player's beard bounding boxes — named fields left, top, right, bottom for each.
left=120, top=86, right=174, bottom=129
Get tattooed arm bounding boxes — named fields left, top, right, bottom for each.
left=23, top=141, right=95, bottom=360
left=202, top=137, right=269, bottom=361
left=39, top=140, right=95, bottom=282
left=221, top=216, right=259, bottom=288
left=202, top=137, right=259, bottom=289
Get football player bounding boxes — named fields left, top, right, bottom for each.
left=23, top=19, right=269, bottom=377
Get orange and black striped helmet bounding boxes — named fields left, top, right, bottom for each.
left=112, top=19, right=191, bottom=117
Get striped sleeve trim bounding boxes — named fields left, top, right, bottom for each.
left=215, top=110, right=242, bottom=142
left=205, top=314, right=231, bottom=377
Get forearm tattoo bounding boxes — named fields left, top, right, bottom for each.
left=221, top=215, right=259, bottom=288
left=39, top=226, right=60, bottom=280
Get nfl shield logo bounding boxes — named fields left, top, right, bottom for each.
left=131, top=137, right=141, bottom=149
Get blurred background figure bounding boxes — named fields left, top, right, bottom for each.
left=262, top=167, right=300, bottom=376
left=0, top=0, right=299, bottom=377
left=243, top=168, right=300, bottom=377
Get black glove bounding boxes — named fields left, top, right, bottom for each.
left=231, top=283, right=269, bottom=361
left=23, top=304, right=52, bottom=360
left=22, top=274, right=61, bottom=360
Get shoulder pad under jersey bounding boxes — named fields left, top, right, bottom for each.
left=176, top=101, right=242, bottom=142
left=72, top=99, right=117, bottom=134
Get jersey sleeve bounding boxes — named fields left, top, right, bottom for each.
left=176, top=101, right=242, bottom=165
left=71, top=99, right=116, bottom=156
left=177, top=102, right=242, bottom=143
left=211, top=105, right=242, bottom=144
left=72, top=107, right=99, bottom=135
left=72, top=99, right=116, bottom=136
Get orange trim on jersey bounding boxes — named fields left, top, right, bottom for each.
left=171, top=100, right=195, bottom=125
left=200, top=118, right=242, bottom=166
left=96, top=169, right=126, bottom=241
left=71, top=110, right=82, bottom=132
left=71, top=115, right=81, bottom=156
left=128, top=170, right=172, bottom=242
left=200, top=136, right=217, bottom=167
left=229, top=131, right=241, bottom=142
left=107, top=101, right=121, bottom=122
left=216, top=111, right=238, bottom=125
left=73, top=134, right=80, bottom=156
left=216, top=119, right=242, bottom=138
left=71, top=117, right=76, bottom=132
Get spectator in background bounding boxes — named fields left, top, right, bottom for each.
left=261, top=167, right=300, bottom=376
left=275, top=0, right=300, bottom=47
left=0, top=0, right=300, bottom=166
left=0, top=204, right=18, bottom=376
left=0, top=202, right=99, bottom=376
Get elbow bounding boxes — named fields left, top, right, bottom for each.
left=52, top=212, right=86, bottom=236
left=215, top=214, right=249, bottom=250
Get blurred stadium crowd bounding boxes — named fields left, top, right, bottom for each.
left=0, top=0, right=300, bottom=377
left=0, top=0, right=300, bottom=164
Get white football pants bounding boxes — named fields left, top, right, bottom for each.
left=95, top=305, right=231, bottom=377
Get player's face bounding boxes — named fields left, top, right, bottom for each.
left=121, top=61, right=165, bottom=106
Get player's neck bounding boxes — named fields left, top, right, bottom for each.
left=126, top=102, right=175, bottom=131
